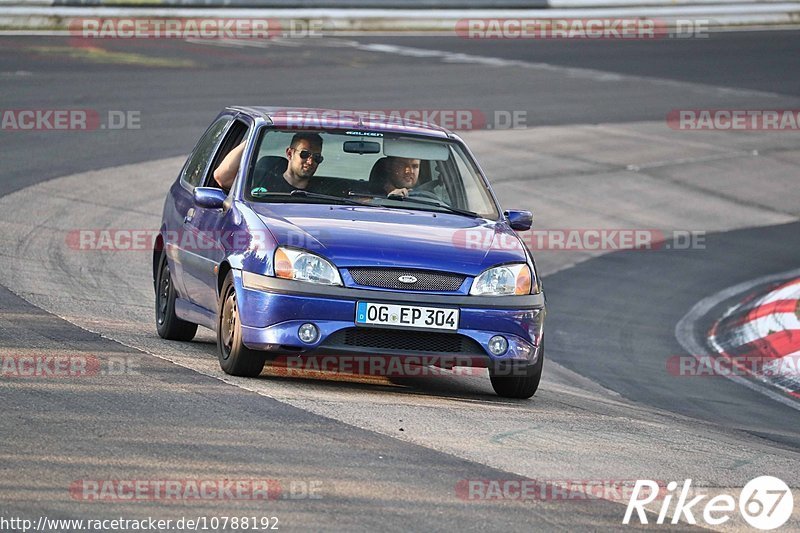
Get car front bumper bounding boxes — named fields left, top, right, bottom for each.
left=234, top=270, right=545, bottom=366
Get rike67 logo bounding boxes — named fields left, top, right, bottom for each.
left=624, top=476, right=794, bottom=530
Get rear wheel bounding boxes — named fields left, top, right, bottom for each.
left=217, top=272, right=266, bottom=377
left=489, top=340, right=544, bottom=399
left=155, top=253, right=197, bottom=341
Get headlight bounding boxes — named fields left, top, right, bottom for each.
left=470, top=263, right=531, bottom=296
left=274, top=247, right=342, bottom=286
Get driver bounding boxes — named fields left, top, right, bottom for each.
left=381, top=157, right=421, bottom=197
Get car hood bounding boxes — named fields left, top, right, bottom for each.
left=249, top=203, right=527, bottom=276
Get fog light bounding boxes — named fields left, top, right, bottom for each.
left=298, top=323, right=319, bottom=344
left=488, top=335, right=508, bottom=355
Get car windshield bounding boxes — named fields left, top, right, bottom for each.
left=244, top=128, right=500, bottom=219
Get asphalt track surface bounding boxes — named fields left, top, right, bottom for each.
left=1, top=31, right=800, bottom=531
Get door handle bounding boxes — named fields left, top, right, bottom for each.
left=184, top=208, right=195, bottom=224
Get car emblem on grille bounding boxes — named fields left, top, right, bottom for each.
left=398, top=275, right=418, bottom=284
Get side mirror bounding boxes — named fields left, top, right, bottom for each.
left=505, top=210, right=532, bottom=231
left=194, top=187, right=227, bottom=209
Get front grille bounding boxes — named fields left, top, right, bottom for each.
left=348, top=268, right=465, bottom=292
left=322, top=328, right=485, bottom=355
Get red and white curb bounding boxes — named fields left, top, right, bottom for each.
left=675, top=268, right=800, bottom=411
left=708, top=277, right=800, bottom=397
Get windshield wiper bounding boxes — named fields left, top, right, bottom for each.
left=347, top=192, right=480, bottom=218
left=251, top=190, right=365, bottom=207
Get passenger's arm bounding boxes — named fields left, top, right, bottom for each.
left=213, top=141, right=245, bottom=189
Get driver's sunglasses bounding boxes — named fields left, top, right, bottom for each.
left=297, top=149, right=324, bottom=164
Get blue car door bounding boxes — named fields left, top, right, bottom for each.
left=169, top=114, right=233, bottom=307
left=181, top=117, right=251, bottom=313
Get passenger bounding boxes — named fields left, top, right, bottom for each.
left=214, top=132, right=324, bottom=192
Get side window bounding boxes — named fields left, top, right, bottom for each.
left=181, top=116, right=231, bottom=187
left=435, top=158, right=464, bottom=208
left=451, top=147, right=494, bottom=215
left=204, top=120, right=249, bottom=188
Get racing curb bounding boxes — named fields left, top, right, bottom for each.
left=2, top=4, right=800, bottom=31
left=708, top=277, right=800, bottom=397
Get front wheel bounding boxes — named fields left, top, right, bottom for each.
left=155, top=253, right=197, bottom=341
left=217, top=271, right=266, bottom=377
left=489, top=340, right=544, bottom=399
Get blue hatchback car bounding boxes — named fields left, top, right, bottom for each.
left=154, top=107, right=546, bottom=398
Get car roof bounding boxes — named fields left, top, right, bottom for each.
left=226, top=106, right=453, bottom=139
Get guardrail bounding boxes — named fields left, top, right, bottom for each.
left=2, top=0, right=790, bottom=6
left=1, top=0, right=799, bottom=30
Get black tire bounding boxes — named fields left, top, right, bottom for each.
left=155, top=253, right=198, bottom=341
left=217, top=271, right=266, bottom=377
left=489, top=340, right=544, bottom=399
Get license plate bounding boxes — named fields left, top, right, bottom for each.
left=355, top=302, right=459, bottom=331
